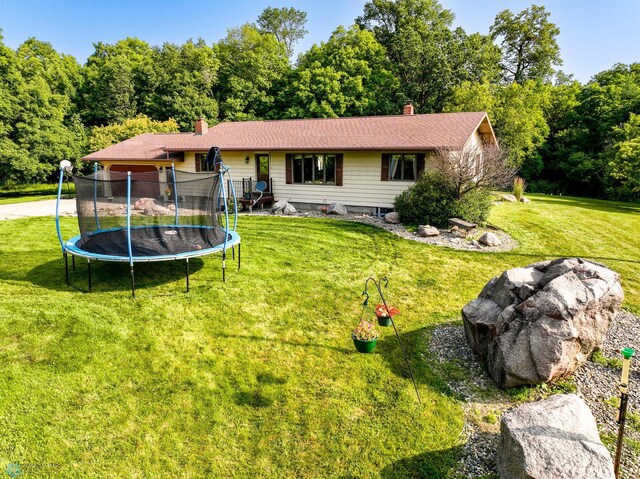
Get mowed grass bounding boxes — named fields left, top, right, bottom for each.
left=0, top=183, right=74, bottom=205
left=0, top=194, right=638, bottom=478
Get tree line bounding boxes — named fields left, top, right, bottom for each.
left=0, top=0, right=639, bottom=201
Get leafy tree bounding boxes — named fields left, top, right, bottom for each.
left=88, top=115, right=179, bottom=152
left=445, top=80, right=549, bottom=165
left=537, top=63, right=640, bottom=197
left=357, top=0, right=500, bottom=112
left=256, top=6, right=308, bottom=60
left=80, top=38, right=154, bottom=125
left=0, top=36, right=85, bottom=184
left=490, top=5, right=562, bottom=84
left=279, top=25, right=399, bottom=118
left=606, top=113, right=640, bottom=199
left=215, top=24, right=289, bottom=121
left=433, top=144, right=516, bottom=199
left=146, top=39, right=219, bottom=130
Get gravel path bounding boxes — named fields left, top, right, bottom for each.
left=428, top=312, right=640, bottom=479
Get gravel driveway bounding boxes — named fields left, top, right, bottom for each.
left=0, top=199, right=76, bottom=220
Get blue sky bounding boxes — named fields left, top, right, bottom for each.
left=0, top=0, right=638, bottom=83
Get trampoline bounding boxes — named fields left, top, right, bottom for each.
left=55, top=147, right=240, bottom=297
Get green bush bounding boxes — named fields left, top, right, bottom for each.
left=393, top=171, right=493, bottom=226
left=393, top=171, right=457, bottom=227
left=452, top=188, right=493, bottom=225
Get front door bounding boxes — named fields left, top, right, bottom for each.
left=256, top=154, right=270, bottom=189
left=256, top=153, right=271, bottom=193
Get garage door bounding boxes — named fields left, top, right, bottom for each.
left=109, top=165, right=160, bottom=198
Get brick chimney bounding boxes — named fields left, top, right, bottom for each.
left=195, top=117, right=208, bottom=135
left=403, top=100, right=414, bottom=115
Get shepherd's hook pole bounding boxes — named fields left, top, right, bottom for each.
left=364, top=276, right=422, bottom=405
left=614, top=347, right=635, bottom=478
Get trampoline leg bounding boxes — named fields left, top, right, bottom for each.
left=232, top=246, right=235, bottom=261
left=87, top=259, right=92, bottom=291
left=130, top=265, right=136, bottom=298
left=238, top=243, right=241, bottom=271
left=222, top=253, right=226, bottom=283
left=72, top=255, right=76, bottom=271
left=64, top=252, right=69, bottom=285
left=185, top=258, right=190, bottom=293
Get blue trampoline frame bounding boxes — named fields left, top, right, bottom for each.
left=55, top=147, right=241, bottom=297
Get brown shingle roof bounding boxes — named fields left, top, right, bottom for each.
left=83, top=112, right=492, bottom=161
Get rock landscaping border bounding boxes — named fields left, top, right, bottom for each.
left=247, top=209, right=518, bottom=252
left=428, top=311, right=640, bottom=479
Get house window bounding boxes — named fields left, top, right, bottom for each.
left=292, top=154, right=337, bottom=185
left=389, top=154, right=417, bottom=181
left=196, top=153, right=216, bottom=172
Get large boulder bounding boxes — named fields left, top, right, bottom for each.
left=143, top=204, right=173, bottom=216
left=497, top=394, right=615, bottom=479
left=283, top=203, right=297, bottom=215
left=417, top=225, right=439, bottom=237
left=479, top=232, right=501, bottom=246
left=328, top=202, right=347, bottom=215
left=501, top=193, right=517, bottom=202
left=385, top=212, right=400, bottom=224
left=462, top=258, right=623, bottom=388
left=271, top=200, right=288, bottom=214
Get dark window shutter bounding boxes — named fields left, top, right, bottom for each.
left=285, top=154, right=293, bottom=184
left=381, top=154, right=389, bottom=181
left=336, top=154, right=343, bottom=186
left=417, top=153, right=426, bottom=177
left=195, top=154, right=201, bottom=172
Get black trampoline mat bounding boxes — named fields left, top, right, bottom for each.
left=77, top=226, right=228, bottom=257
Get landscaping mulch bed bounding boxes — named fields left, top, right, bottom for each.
left=429, top=312, right=640, bottom=479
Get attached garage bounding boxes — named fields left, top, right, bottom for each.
left=108, top=164, right=160, bottom=198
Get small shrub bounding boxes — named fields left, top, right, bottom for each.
left=393, top=171, right=457, bottom=227
left=394, top=171, right=494, bottom=226
left=513, top=176, right=527, bottom=201
left=452, top=188, right=493, bottom=225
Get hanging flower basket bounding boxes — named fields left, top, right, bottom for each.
left=375, top=304, right=399, bottom=327
left=352, top=319, right=379, bottom=353
left=352, top=335, right=378, bottom=353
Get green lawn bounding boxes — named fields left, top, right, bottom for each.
left=0, top=183, right=74, bottom=205
left=0, top=194, right=638, bottom=478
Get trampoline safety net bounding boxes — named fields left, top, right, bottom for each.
left=71, top=169, right=231, bottom=257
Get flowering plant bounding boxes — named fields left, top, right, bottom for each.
left=375, top=304, right=399, bottom=318
left=352, top=319, right=378, bottom=341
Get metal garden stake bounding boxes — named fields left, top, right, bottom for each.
left=363, top=276, right=421, bottom=404
left=614, top=347, right=635, bottom=479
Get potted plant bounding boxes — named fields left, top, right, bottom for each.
left=375, top=304, right=399, bottom=327
left=352, top=319, right=379, bottom=353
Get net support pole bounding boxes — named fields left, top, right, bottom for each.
left=126, top=172, right=135, bottom=298
left=172, top=163, right=179, bottom=226
left=55, top=165, right=66, bottom=251
left=93, top=162, right=101, bottom=231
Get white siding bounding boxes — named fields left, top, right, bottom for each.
left=270, top=151, right=429, bottom=209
